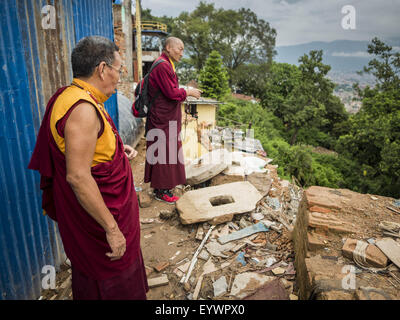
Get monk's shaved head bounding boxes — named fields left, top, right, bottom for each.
left=163, top=37, right=184, bottom=63
left=163, top=37, right=183, bottom=51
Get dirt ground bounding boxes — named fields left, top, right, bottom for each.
left=130, top=137, right=296, bottom=300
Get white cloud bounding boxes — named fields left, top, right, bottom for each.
left=331, top=51, right=371, bottom=57
left=140, top=0, right=400, bottom=46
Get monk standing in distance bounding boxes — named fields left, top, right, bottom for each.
left=144, top=37, right=202, bottom=203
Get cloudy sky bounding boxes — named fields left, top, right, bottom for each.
left=140, top=0, right=400, bottom=46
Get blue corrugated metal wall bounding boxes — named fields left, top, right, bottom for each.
left=73, top=0, right=119, bottom=128
left=0, top=0, right=118, bottom=300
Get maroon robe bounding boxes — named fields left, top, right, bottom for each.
left=28, top=86, right=148, bottom=300
left=144, top=52, right=187, bottom=190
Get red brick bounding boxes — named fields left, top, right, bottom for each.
left=342, top=239, right=388, bottom=268
left=308, top=212, right=355, bottom=234
left=154, top=261, right=170, bottom=272
left=309, top=206, right=332, bottom=214
left=305, top=186, right=343, bottom=211
left=307, top=232, right=326, bottom=251
left=138, top=192, right=152, bottom=208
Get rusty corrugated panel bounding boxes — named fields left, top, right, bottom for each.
left=0, top=0, right=120, bottom=300
left=1, top=0, right=120, bottom=300
left=0, top=0, right=67, bottom=300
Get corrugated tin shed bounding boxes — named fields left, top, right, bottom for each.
left=0, top=0, right=119, bottom=300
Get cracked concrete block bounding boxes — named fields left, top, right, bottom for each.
left=223, top=165, right=246, bottom=176
left=148, top=275, right=169, bottom=288
left=213, top=276, right=228, bottom=297
left=176, top=181, right=263, bottom=225
left=185, top=149, right=230, bottom=185
left=205, top=240, right=235, bottom=258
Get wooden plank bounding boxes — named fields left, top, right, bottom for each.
left=375, top=238, right=400, bottom=269
left=386, top=206, right=400, bottom=214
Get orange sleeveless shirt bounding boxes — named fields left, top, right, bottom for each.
left=49, top=78, right=116, bottom=166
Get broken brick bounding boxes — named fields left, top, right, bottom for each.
left=154, top=261, right=170, bottom=272
left=307, top=232, right=326, bottom=251
left=138, top=192, right=152, bottom=208
left=308, top=212, right=355, bottom=234
left=305, top=186, right=344, bottom=211
left=309, top=206, right=332, bottom=214
left=342, top=239, right=388, bottom=268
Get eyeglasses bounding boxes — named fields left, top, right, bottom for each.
left=106, top=63, right=124, bottom=76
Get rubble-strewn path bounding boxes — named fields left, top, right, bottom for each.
left=132, top=138, right=300, bottom=300
left=39, top=137, right=400, bottom=300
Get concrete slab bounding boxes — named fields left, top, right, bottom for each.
left=148, top=275, right=169, bottom=288
left=205, top=240, right=235, bottom=258
left=230, top=272, right=275, bottom=299
left=185, top=149, right=230, bottom=185
left=176, top=181, right=263, bottom=225
left=223, top=165, right=246, bottom=176
left=213, top=276, right=228, bottom=297
left=375, top=238, right=400, bottom=269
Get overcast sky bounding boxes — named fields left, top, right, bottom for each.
left=140, top=0, right=400, bottom=46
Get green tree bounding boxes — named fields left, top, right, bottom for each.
left=337, top=38, right=400, bottom=197
left=262, top=62, right=301, bottom=120
left=263, top=51, right=344, bottom=145
left=172, top=2, right=276, bottom=77
left=199, top=50, right=230, bottom=100
left=362, top=37, right=400, bottom=91
left=175, top=58, right=198, bottom=85
left=230, top=63, right=270, bottom=98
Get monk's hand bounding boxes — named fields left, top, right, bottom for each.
left=105, top=225, right=126, bottom=261
left=186, top=88, right=202, bottom=99
left=124, top=144, right=138, bottom=160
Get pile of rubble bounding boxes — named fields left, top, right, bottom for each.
left=208, top=127, right=266, bottom=157
left=145, top=147, right=303, bottom=300
left=293, top=186, right=400, bottom=300
left=143, top=144, right=400, bottom=300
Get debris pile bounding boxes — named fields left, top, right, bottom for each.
left=208, top=127, right=266, bottom=157
left=143, top=147, right=303, bottom=300
left=293, top=186, right=400, bottom=300
left=39, top=135, right=400, bottom=300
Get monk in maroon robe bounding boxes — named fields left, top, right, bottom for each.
left=145, top=37, right=202, bottom=203
left=28, top=36, right=147, bottom=300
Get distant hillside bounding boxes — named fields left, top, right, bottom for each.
left=275, top=38, right=400, bottom=73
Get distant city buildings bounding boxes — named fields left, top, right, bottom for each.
left=328, top=71, right=375, bottom=114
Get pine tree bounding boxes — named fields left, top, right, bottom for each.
left=199, top=50, right=230, bottom=100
